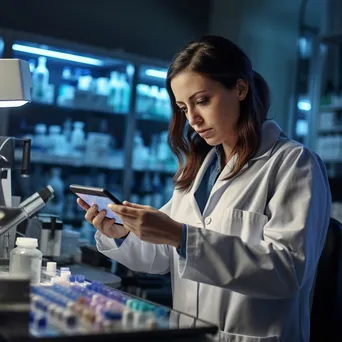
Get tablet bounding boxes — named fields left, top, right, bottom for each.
left=70, top=184, right=123, bottom=225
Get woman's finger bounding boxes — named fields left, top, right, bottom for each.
left=92, top=209, right=107, bottom=229
left=123, top=201, right=155, bottom=211
left=77, top=198, right=90, bottom=210
left=118, top=216, right=137, bottom=234
left=84, top=205, right=98, bottom=223
left=108, top=204, right=138, bottom=218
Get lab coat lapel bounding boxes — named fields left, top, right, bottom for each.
left=201, top=121, right=280, bottom=216
left=203, top=155, right=248, bottom=215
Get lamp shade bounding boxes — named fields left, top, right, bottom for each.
left=0, top=59, right=32, bottom=107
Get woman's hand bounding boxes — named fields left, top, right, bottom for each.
left=77, top=198, right=130, bottom=239
left=108, top=201, right=183, bottom=248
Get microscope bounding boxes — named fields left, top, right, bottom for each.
left=0, top=136, right=55, bottom=258
left=0, top=59, right=55, bottom=260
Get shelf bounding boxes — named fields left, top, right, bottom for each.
left=136, top=114, right=170, bottom=123
left=320, top=31, right=342, bottom=45
left=136, top=117, right=170, bottom=140
left=320, top=105, right=342, bottom=112
left=12, top=101, right=128, bottom=119
left=318, top=127, right=342, bottom=134
left=133, top=165, right=177, bottom=175
left=15, top=150, right=124, bottom=170
left=15, top=150, right=177, bottom=174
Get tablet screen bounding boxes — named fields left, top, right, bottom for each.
left=77, top=193, right=123, bottom=225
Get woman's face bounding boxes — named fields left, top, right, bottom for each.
left=170, top=71, right=248, bottom=150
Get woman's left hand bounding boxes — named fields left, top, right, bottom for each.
left=108, top=201, right=183, bottom=247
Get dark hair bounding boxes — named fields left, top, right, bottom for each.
left=166, top=35, right=270, bottom=192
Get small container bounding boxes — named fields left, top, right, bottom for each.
left=46, top=262, right=57, bottom=276
left=60, top=267, right=71, bottom=282
left=9, top=237, right=43, bottom=285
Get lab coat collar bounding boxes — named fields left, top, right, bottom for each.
left=214, top=120, right=282, bottom=166
left=249, top=120, right=282, bottom=161
left=197, top=121, right=282, bottom=218
left=190, top=120, right=282, bottom=196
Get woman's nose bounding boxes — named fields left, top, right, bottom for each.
left=187, top=108, right=202, bottom=126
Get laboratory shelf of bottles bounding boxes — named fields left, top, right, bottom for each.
left=12, top=40, right=134, bottom=114
left=9, top=40, right=172, bottom=119
left=0, top=29, right=179, bottom=235
left=6, top=39, right=175, bottom=174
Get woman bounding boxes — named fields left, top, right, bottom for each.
left=78, top=36, right=331, bottom=341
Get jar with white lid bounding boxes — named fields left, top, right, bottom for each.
left=9, top=237, right=43, bottom=285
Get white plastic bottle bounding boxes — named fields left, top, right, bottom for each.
left=32, top=56, right=50, bottom=100
left=9, top=238, right=43, bottom=285
left=71, top=121, right=86, bottom=155
left=108, top=71, right=120, bottom=111
left=150, top=85, right=159, bottom=115
left=47, top=168, right=65, bottom=215
left=119, top=73, right=131, bottom=113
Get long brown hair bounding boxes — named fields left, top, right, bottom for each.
left=166, top=35, right=270, bottom=192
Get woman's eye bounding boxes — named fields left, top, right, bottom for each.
left=179, top=107, right=187, bottom=114
left=196, top=97, right=209, bottom=105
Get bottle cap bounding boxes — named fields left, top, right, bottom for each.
left=75, top=275, right=85, bottom=283
left=15, top=237, right=38, bottom=248
left=104, top=310, right=122, bottom=320
left=37, top=316, right=47, bottom=329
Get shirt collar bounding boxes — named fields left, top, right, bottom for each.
left=215, top=144, right=224, bottom=160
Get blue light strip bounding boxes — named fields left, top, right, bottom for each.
left=12, top=44, right=104, bottom=66
left=145, top=68, right=167, bottom=79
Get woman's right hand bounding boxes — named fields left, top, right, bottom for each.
left=77, top=198, right=130, bottom=239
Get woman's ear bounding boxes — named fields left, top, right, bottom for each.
left=236, top=79, right=249, bottom=101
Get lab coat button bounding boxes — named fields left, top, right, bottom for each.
left=205, top=217, right=212, bottom=225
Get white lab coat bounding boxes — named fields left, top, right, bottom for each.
left=95, top=121, right=331, bottom=342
